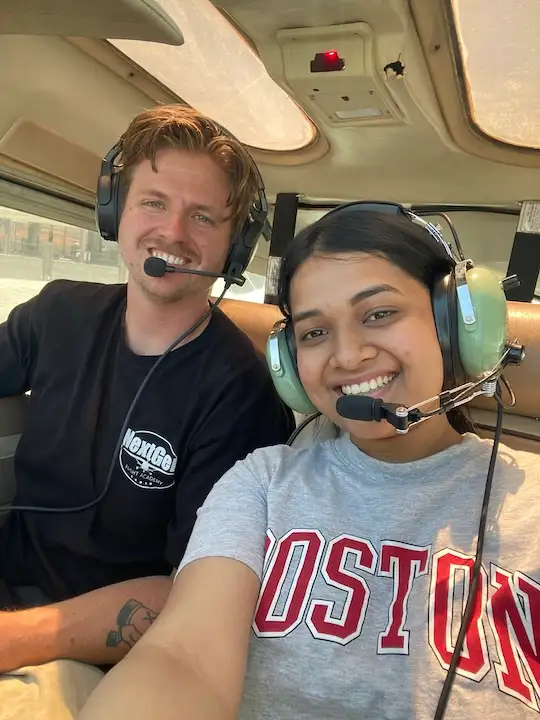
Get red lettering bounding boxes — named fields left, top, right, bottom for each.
left=487, top=565, right=540, bottom=711
left=377, top=541, right=430, bottom=654
left=306, top=535, right=377, bottom=645
left=428, top=549, right=489, bottom=681
left=253, top=530, right=324, bottom=637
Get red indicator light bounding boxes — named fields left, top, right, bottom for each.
left=310, top=50, right=345, bottom=73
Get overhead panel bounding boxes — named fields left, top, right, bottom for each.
left=277, top=22, right=404, bottom=127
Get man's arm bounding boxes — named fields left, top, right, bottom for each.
left=0, top=574, right=172, bottom=672
left=0, top=298, right=37, bottom=397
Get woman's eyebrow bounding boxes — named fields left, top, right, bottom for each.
left=292, top=284, right=400, bottom=324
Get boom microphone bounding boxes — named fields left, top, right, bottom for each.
left=336, top=395, right=418, bottom=432
left=336, top=395, right=390, bottom=422
left=144, top=256, right=245, bottom=286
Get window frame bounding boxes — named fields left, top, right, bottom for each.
left=408, top=0, right=540, bottom=168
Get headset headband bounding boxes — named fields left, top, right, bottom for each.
left=319, top=201, right=456, bottom=262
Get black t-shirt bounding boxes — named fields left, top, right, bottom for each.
left=0, top=280, right=294, bottom=602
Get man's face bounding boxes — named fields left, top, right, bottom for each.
left=117, top=147, right=234, bottom=303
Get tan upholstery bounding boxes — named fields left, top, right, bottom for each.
left=219, top=299, right=540, bottom=452
left=0, top=660, right=103, bottom=720
left=471, top=303, right=540, bottom=419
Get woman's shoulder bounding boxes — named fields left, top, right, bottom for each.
left=469, top=433, right=538, bottom=468
left=496, top=439, right=539, bottom=479
left=462, top=433, right=539, bottom=486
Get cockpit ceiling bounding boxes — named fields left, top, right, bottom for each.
left=0, top=0, right=538, bottom=209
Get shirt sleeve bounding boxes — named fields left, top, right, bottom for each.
left=164, top=361, right=294, bottom=569
left=0, top=294, right=39, bottom=397
left=176, top=449, right=270, bottom=580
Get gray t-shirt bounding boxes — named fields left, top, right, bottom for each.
left=178, top=433, right=540, bottom=719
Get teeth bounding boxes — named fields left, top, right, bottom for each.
left=341, top=374, right=396, bottom=396
left=151, top=250, right=188, bottom=266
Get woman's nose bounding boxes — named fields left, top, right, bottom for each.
left=330, top=329, right=378, bottom=370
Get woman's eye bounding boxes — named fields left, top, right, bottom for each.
left=300, top=328, right=326, bottom=342
left=365, top=309, right=395, bottom=323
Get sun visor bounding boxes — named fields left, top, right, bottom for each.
left=0, top=119, right=101, bottom=194
left=4, top=0, right=184, bottom=45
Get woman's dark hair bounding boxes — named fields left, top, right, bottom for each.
left=277, top=206, right=475, bottom=434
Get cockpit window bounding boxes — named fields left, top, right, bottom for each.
left=108, top=0, right=317, bottom=152
left=451, top=0, right=540, bottom=150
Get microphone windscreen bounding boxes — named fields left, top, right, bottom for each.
left=336, top=395, right=378, bottom=421
left=144, top=256, right=167, bottom=278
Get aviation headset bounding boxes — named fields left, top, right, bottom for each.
left=95, top=126, right=269, bottom=283
left=266, top=201, right=508, bottom=415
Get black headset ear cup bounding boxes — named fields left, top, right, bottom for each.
left=223, top=216, right=257, bottom=279
left=224, top=180, right=268, bottom=280
left=96, top=142, right=124, bottom=244
left=432, top=272, right=466, bottom=388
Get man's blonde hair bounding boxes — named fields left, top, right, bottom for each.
left=119, top=104, right=261, bottom=227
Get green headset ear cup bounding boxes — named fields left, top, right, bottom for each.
left=265, top=323, right=318, bottom=415
left=457, top=266, right=507, bottom=378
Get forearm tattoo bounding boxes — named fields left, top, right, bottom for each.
left=106, top=598, right=158, bottom=649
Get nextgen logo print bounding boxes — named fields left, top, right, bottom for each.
left=120, top=428, right=178, bottom=489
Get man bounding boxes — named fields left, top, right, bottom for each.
left=0, top=104, right=294, bottom=673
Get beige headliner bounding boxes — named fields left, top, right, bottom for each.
left=0, top=0, right=538, bottom=221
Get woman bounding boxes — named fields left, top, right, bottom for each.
left=79, top=206, right=538, bottom=720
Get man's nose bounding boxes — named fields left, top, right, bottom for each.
left=160, top=212, right=188, bottom=244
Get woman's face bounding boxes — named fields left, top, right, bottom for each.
left=290, top=252, right=446, bottom=444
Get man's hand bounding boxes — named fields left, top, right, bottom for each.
left=0, top=608, right=57, bottom=673
left=0, top=610, right=29, bottom=673
left=0, top=576, right=172, bottom=673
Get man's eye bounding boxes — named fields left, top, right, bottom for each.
left=194, top=214, right=214, bottom=225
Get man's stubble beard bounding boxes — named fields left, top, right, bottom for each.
left=134, top=267, right=212, bottom=306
